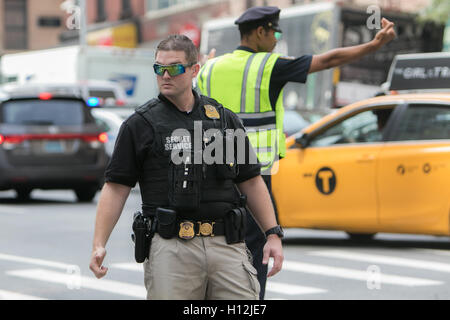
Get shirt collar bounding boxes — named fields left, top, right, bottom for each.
left=236, top=46, right=256, bottom=53
left=158, top=90, right=200, bottom=114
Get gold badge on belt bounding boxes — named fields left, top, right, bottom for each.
left=179, top=221, right=195, bottom=239
left=198, top=222, right=215, bottom=237
left=204, top=105, right=220, bottom=119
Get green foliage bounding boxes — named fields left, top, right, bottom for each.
left=420, top=0, right=450, bottom=24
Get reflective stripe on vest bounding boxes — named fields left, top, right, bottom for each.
left=197, top=50, right=286, bottom=172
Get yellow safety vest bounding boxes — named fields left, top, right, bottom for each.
left=197, top=49, right=285, bottom=173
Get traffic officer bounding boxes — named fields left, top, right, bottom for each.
left=197, top=6, right=396, bottom=299
left=89, top=34, right=283, bottom=300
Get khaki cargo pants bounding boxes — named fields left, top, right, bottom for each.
left=143, top=234, right=260, bottom=300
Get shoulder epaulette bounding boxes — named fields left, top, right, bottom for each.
left=135, top=98, right=160, bottom=114
left=200, top=95, right=223, bottom=109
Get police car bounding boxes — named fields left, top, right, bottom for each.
left=272, top=52, right=450, bottom=240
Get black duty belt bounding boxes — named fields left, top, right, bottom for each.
left=158, top=219, right=225, bottom=240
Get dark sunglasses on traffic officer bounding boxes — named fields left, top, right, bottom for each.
left=267, top=21, right=282, bottom=40
left=153, top=63, right=195, bottom=77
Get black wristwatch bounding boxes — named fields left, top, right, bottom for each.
left=265, top=225, right=284, bottom=239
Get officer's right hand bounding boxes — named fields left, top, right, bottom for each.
left=89, top=247, right=108, bottom=279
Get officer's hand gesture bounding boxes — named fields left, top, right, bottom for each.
left=199, top=48, right=216, bottom=66
left=89, top=247, right=108, bottom=279
left=262, top=235, right=284, bottom=277
left=373, top=18, right=396, bottom=48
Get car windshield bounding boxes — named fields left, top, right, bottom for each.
left=2, top=99, right=84, bottom=125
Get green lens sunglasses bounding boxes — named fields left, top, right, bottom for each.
left=274, top=31, right=282, bottom=41
left=153, top=63, right=194, bottom=76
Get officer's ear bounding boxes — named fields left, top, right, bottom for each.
left=255, top=26, right=267, bottom=39
left=190, top=63, right=200, bottom=78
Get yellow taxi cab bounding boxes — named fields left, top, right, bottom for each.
left=272, top=52, right=450, bottom=240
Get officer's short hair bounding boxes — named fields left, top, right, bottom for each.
left=156, top=34, right=198, bottom=65
left=238, top=20, right=271, bottom=39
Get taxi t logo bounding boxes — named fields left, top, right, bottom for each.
left=315, top=167, right=337, bottom=195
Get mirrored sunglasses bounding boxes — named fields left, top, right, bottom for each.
left=153, top=63, right=193, bottom=76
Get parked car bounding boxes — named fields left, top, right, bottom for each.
left=272, top=93, right=450, bottom=240
left=1, top=80, right=129, bottom=107
left=0, top=89, right=109, bottom=202
left=90, top=108, right=125, bottom=158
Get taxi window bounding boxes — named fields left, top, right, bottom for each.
left=309, top=106, right=395, bottom=147
left=392, top=104, right=450, bottom=141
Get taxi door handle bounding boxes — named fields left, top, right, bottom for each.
left=356, top=154, right=375, bottom=163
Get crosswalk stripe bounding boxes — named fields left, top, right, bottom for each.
left=6, top=269, right=146, bottom=299
left=111, top=262, right=142, bottom=272
left=115, top=260, right=443, bottom=287
left=111, top=262, right=326, bottom=296
left=0, top=253, right=71, bottom=270
left=265, top=282, right=326, bottom=295
left=308, top=250, right=450, bottom=273
left=0, top=206, right=27, bottom=215
left=280, top=260, right=443, bottom=286
left=0, top=289, right=46, bottom=300
left=415, top=249, right=450, bottom=257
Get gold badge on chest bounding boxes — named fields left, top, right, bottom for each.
left=204, top=104, right=220, bottom=119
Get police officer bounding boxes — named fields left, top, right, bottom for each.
left=89, top=34, right=283, bottom=300
left=197, top=6, right=396, bottom=299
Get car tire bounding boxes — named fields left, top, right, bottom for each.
left=15, top=189, right=32, bottom=201
left=74, top=187, right=98, bottom=202
left=346, top=232, right=376, bottom=242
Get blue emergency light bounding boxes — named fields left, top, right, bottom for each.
left=87, top=97, right=100, bottom=107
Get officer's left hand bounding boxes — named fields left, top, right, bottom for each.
left=262, top=235, right=284, bottom=277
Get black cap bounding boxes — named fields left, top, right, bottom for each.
left=234, top=6, right=282, bottom=32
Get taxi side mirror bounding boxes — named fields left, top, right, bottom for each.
left=295, top=133, right=309, bottom=148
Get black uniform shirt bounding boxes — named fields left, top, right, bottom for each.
left=104, top=90, right=261, bottom=189
left=236, top=46, right=312, bottom=109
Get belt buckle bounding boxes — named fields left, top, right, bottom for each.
left=179, top=221, right=195, bottom=239
left=197, top=222, right=215, bottom=237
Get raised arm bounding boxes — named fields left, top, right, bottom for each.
left=309, top=18, right=396, bottom=74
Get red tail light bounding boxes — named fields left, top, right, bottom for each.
left=115, top=99, right=125, bottom=106
left=39, top=92, right=53, bottom=100
left=0, top=133, right=108, bottom=143
left=98, top=132, right=108, bottom=143
left=2, top=135, right=25, bottom=144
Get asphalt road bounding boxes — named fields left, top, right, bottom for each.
left=0, top=189, right=449, bottom=300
